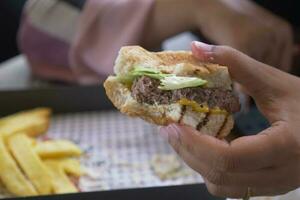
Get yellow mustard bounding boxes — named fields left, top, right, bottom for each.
left=177, top=98, right=227, bottom=114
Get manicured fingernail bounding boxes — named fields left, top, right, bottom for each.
left=192, top=41, right=213, bottom=52
left=159, top=124, right=180, bottom=141
left=191, top=41, right=215, bottom=62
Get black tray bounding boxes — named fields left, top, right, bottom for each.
left=0, top=85, right=224, bottom=200
left=0, top=85, right=113, bottom=116
left=8, top=184, right=223, bottom=200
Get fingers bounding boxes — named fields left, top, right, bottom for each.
left=204, top=179, right=291, bottom=198
left=191, top=41, right=264, bottom=84
left=160, top=124, right=230, bottom=170
left=204, top=165, right=298, bottom=188
left=221, top=123, right=292, bottom=171
left=191, top=41, right=282, bottom=98
left=160, top=124, right=298, bottom=198
left=160, top=125, right=296, bottom=188
left=160, top=123, right=291, bottom=173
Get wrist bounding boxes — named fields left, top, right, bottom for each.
left=192, top=0, right=223, bottom=26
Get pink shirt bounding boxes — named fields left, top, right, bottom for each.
left=18, top=0, right=154, bottom=84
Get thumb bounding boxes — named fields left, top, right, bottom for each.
left=191, top=41, right=280, bottom=98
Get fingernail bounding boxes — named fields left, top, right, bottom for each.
left=191, top=41, right=215, bottom=62
left=192, top=41, right=213, bottom=52
left=159, top=124, right=180, bottom=141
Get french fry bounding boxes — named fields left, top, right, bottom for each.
left=0, top=108, right=51, bottom=137
left=1, top=118, right=49, bottom=138
left=60, top=159, right=84, bottom=177
left=0, top=108, right=87, bottom=197
left=0, top=136, right=37, bottom=196
left=42, top=158, right=83, bottom=179
left=8, top=134, right=52, bottom=195
left=44, top=160, right=78, bottom=194
left=35, top=140, right=82, bottom=159
left=0, top=108, right=51, bottom=123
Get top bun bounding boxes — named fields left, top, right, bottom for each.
left=114, top=46, right=233, bottom=89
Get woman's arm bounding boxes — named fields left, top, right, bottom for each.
left=141, top=0, right=210, bottom=49
left=143, top=0, right=293, bottom=71
left=194, top=0, right=294, bottom=71
left=142, top=0, right=236, bottom=49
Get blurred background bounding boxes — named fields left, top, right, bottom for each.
left=0, top=0, right=26, bottom=62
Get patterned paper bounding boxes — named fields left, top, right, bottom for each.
left=48, top=111, right=203, bottom=192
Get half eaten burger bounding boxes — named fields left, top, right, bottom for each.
left=104, top=46, right=240, bottom=138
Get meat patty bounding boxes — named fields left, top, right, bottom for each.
left=131, top=76, right=240, bottom=113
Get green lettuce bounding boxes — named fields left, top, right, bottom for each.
left=158, top=76, right=207, bottom=90
left=117, top=66, right=169, bottom=84
left=132, top=67, right=160, bottom=74
left=117, top=66, right=207, bottom=90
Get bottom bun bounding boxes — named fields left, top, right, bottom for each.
left=104, top=76, right=233, bottom=138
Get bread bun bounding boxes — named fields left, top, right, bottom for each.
left=104, top=46, right=236, bottom=138
left=114, top=46, right=232, bottom=89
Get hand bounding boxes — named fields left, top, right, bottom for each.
left=159, top=41, right=300, bottom=198
left=194, top=0, right=294, bottom=72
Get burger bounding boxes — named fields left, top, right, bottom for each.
left=104, top=46, right=240, bottom=138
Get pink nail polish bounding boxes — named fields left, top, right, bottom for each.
left=159, top=124, right=180, bottom=141
left=166, top=124, right=180, bottom=140
left=193, top=41, right=213, bottom=52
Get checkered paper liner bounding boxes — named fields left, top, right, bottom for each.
left=48, top=111, right=203, bottom=192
